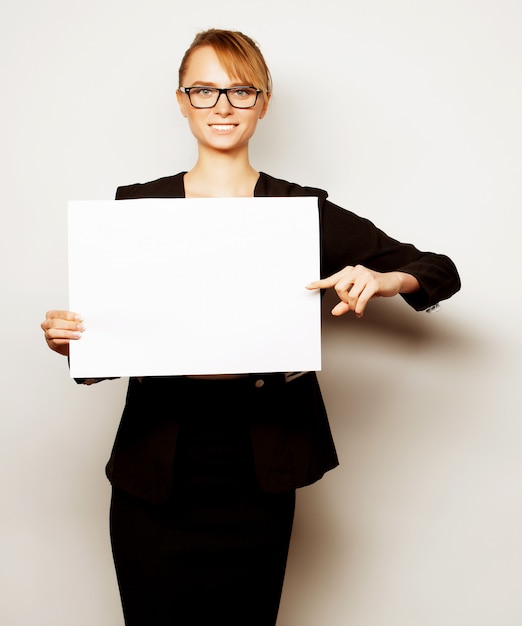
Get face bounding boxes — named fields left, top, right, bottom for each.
left=176, top=46, right=269, bottom=154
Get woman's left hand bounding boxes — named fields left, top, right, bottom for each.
left=306, top=265, right=419, bottom=317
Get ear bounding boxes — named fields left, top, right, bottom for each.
left=176, top=89, right=189, bottom=118
left=258, top=93, right=271, bottom=119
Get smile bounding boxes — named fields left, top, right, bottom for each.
left=210, top=124, right=237, bottom=131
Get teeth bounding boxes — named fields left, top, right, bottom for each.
left=212, top=125, right=235, bottom=130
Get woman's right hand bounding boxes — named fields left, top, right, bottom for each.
left=41, top=310, right=85, bottom=357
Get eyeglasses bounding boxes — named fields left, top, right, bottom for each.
left=179, top=86, right=261, bottom=109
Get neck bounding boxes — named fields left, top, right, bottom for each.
left=184, top=149, right=259, bottom=198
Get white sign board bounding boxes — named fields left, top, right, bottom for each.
left=68, top=197, right=321, bottom=377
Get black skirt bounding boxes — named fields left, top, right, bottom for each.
left=110, top=377, right=296, bottom=626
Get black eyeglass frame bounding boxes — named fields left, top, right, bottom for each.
left=179, top=86, right=262, bottom=109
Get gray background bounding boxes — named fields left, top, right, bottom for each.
left=1, top=1, right=521, bottom=624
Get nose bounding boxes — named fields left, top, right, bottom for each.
left=214, top=91, right=233, bottom=113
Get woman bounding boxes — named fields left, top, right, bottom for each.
left=41, top=29, right=460, bottom=626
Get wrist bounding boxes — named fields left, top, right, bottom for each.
left=394, top=271, right=420, bottom=294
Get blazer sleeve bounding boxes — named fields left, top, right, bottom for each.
left=319, top=198, right=461, bottom=311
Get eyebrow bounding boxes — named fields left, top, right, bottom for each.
left=187, top=81, right=252, bottom=87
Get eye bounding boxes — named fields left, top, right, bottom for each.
left=193, top=87, right=217, bottom=98
left=231, top=87, right=256, bottom=99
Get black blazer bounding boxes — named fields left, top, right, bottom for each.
left=100, top=172, right=461, bottom=503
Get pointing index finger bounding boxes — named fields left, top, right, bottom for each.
left=306, top=277, right=334, bottom=290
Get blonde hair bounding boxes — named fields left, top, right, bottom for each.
left=178, top=29, right=272, bottom=95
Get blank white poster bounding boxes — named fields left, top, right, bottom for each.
left=68, top=196, right=321, bottom=377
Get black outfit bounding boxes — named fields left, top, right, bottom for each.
left=84, top=172, right=460, bottom=625
left=110, top=376, right=296, bottom=626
